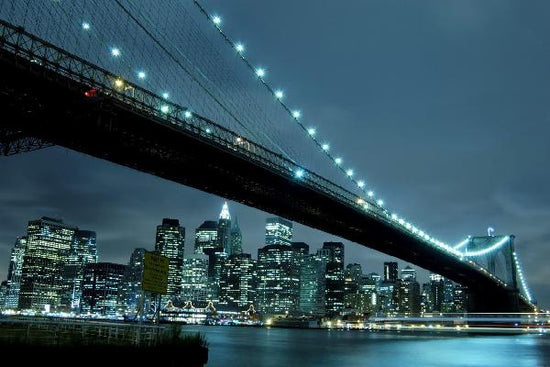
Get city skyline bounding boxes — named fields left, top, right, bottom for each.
left=0, top=202, right=426, bottom=282
left=1, top=0, right=549, bottom=308
left=1, top=212, right=469, bottom=318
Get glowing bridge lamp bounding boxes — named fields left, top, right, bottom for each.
left=346, top=169, right=354, bottom=177
left=82, top=22, right=90, bottom=30
left=235, top=43, right=245, bottom=53
left=376, top=199, right=384, bottom=207
left=162, top=92, right=169, bottom=99
left=307, top=128, right=316, bottom=136
left=292, top=110, right=301, bottom=119
left=256, top=68, right=266, bottom=78
left=184, top=110, right=193, bottom=119
left=322, top=143, right=329, bottom=151
left=160, top=105, right=170, bottom=114
left=275, top=90, right=284, bottom=99
left=137, top=71, right=146, bottom=80
left=111, top=47, right=121, bottom=57
left=212, top=15, right=222, bottom=25
left=334, top=157, right=342, bottom=165
left=295, top=169, right=305, bottom=178
left=357, top=181, right=365, bottom=188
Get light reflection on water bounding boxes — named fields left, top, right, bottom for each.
left=183, top=325, right=550, bottom=367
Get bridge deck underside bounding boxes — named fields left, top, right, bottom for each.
left=0, top=48, right=530, bottom=312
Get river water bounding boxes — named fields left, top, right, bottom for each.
left=183, top=325, right=550, bottom=366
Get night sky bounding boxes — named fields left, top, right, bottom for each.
left=1, top=0, right=549, bottom=307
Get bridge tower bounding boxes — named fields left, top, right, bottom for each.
left=463, top=234, right=525, bottom=312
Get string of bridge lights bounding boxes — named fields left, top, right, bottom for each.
left=77, top=5, right=532, bottom=298
left=513, top=251, right=533, bottom=302
left=192, top=1, right=468, bottom=258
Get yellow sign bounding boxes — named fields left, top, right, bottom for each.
left=142, top=251, right=169, bottom=294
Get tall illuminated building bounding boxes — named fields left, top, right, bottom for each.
left=19, top=217, right=76, bottom=311
left=298, top=254, right=326, bottom=316
left=218, top=202, right=232, bottom=254
left=396, top=278, right=421, bottom=315
left=194, top=221, right=218, bottom=255
left=4, top=237, right=26, bottom=309
left=230, top=219, right=243, bottom=256
left=119, top=248, right=146, bottom=316
left=204, top=247, right=227, bottom=303
left=265, top=217, right=293, bottom=246
left=219, top=253, right=256, bottom=311
left=181, top=254, right=209, bottom=306
left=422, top=273, right=444, bottom=312
left=155, top=218, right=185, bottom=305
left=81, top=262, right=126, bottom=316
left=62, top=230, right=98, bottom=311
left=256, top=244, right=299, bottom=314
left=322, top=242, right=345, bottom=315
left=384, top=262, right=398, bottom=282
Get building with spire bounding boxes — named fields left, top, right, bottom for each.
left=218, top=202, right=232, bottom=255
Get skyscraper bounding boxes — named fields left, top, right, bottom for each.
left=396, top=279, right=421, bottom=315
left=230, top=218, right=243, bottom=256
left=19, top=217, right=76, bottom=311
left=298, top=254, right=326, bottom=316
left=257, top=244, right=299, bottom=314
left=81, top=262, right=126, bottom=316
left=204, top=247, right=227, bottom=303
left=322, top=242, right=345, bottom=315
left=181, top=254, right=209, bottom=306
left=219, top=253, right=256, bottom=311
left=119, top=248, right=146, bottom=316
left=155, top=218, right=185, bottom=305
left=384, top=262, right=398, bottom=282
left=265, top=217, right=293, bottom=246
left=4, top=237, right=26, bottom=309
left=62, top=230, right=98, bottom=311
left=194, top=220, right=218, bottom=255
left=218, top=202, right=232, bottom=254
left=422, top=273, right=445, bottom=313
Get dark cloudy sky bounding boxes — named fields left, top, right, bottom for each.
left=1, top=1, right=549, bottom=307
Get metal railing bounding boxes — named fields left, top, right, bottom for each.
left=0, top=317, right=167, bottom=346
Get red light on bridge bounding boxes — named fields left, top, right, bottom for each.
left=84, top=88, right=98, bottom=98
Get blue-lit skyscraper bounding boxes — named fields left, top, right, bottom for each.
left=322, top=242, right=345, bottom=316
left=257, top=244, right=299, bottom=315
left=62, top=230, right=98, bottom=311
left=4, top=237, right=26, bottom=309
left=155, top=218, right=185, bottom=305
left=119, top=248, right=147, bottom=316
left=230, top=218, right=243, bottom=256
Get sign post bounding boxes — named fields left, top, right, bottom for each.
left=142, top=251, right=169, bottom=325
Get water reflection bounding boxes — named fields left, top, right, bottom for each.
left=183, top=326, right=550, bottom=367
